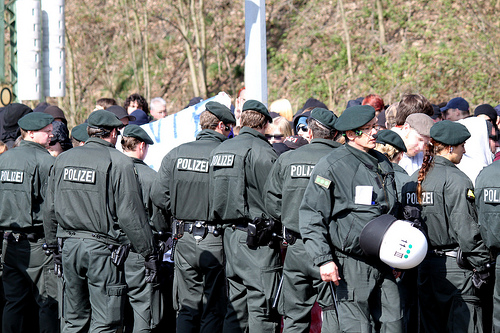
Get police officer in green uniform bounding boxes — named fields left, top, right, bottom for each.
left=299, top=105, right=403, bottom=333
left=151, top=101, right=235, bottom=333
left=0, top=112, right=59, bottom=333
left=264, top=108, right=341, bottom=333
left=476, top=154, right=500, bottom=333
left=44, top=110, right=156, bottom=332
left=210, top=100, right=281, bottom=333
left=374, top=129, right=409, bottom=200
left=121, top=125, right=168, bottom=332
left=402, top=120, right=490, bottom=333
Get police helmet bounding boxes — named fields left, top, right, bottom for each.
left=360, top=214, right=428, bottom=269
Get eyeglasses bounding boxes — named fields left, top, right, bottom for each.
left=266, top=134, right=284, bottom=140
left=297, top=125, right=308, bottom=132
left=355, top=125, right=376, bottom=137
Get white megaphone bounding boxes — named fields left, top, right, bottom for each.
left=359, top=214, right=428, bottom=269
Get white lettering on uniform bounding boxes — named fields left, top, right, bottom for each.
left=484, top=188, right=500, bottom=203
left=177, top=158, right=209, bottom=173
left=63, top=167, right=96, bottom=184
left=0, top=170, right=24, bottom=183
left=211, top=154, right=235, bottom=167
left=290, top=164, right=314, bottom=178
left=406, top=192, right=418, bottom=205
left=421, top=192, right=434, bottom=205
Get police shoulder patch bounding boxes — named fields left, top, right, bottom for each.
left=467, top=188, right=475, bottom=200
left=315, top=175, right=331, bottom=189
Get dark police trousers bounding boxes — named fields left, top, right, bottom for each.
left=174, top=230, right=226, bottom=333
left=2, top=236, right=59, bottom=333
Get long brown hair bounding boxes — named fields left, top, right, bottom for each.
left=416, top=139, right=448, bottom=204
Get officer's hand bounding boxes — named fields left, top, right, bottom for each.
left=320, top=262, right=340, bottom=286
left=144, top=254, right=159, bottom=283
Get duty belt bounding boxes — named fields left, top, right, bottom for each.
left=180, top=220, right=222, bottom=240
left=428, top=249, right=458, bottom=258
left=183, top=221, right=218, bottom=234
left=58, top=229, right=121, bottom=246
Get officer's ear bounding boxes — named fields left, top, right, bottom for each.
left=345, top=130, right=357, bottom=141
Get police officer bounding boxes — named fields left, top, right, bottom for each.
left=121, top=124, right=168, bottom=332
left=151, top=101, right=235, bottom=332
left=70, top=123, right=89, bottom=147
left=0, top=112, right=58, bottom=333
left=476, top=152, right=500, bottom=333
left=210, top=100, right=281, bottom=333
left=402, top=120, right=490, bottom=333
left=299, top=105, right=402, bottom=333
left=264, top=107, right=341, bottom=333
left=374, top=129, right=409, bottom=201
left=44, top=110, right=156, bottom=332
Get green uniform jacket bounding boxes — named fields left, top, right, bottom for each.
left=402, top=156, right=489, bottom=269
left=151, top=129, right=227, bottom=222
left=299, top=144, right=398, bottom=266
left=44, top=138, right=154, bottom=258
left=475, top=160, right=500, bottom=251
left=0, top=140, right=54, bottom=231
left=210, top=127, right=277, bottom=222
left=393, top=162, right=410, bottom=202
left=131, top=157, right=168, bottom=233
left=264, top=139, right=341, bottom=233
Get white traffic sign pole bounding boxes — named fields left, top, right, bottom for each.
left=244, top=0, right=267, bottom=106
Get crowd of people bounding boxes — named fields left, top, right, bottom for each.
left=0, top=90, right=499, bottom=333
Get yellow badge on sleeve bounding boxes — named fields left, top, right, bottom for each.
left=315, top=175, right=331, bottom=189
left=467, top=189, right=475, bottom=200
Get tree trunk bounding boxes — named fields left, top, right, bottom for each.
left=65, top=30, right=77, bottom=128
left=338, top=0, right=353, bottom=77
left=121, top=0, right=140, bottom=92
left=376, top=0, right=386, bottom=46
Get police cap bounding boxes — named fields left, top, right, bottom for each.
left=335, top=105, right=375, bottom=131
left=375, top=129, right=407, bottom=152
left=430, top=120, right=471, bottom=146
left=18, top=112, right=54, bottom=131
left=122, top=124, right=154, bottom=145
left=205, top=101, right=236, bottom=124
left=310, top=108, right=337, bottom=130
left=87, top=110, right=124, bottom=129
left=242, top=100, right=273, bottom=123
left=71, top=123, right=89, bottom=142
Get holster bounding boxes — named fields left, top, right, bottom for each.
left=246, top=217, right=278, bottom=248
left=172, top=218, right=184, bottom=240
left=109, top=243, right=131, bottom=267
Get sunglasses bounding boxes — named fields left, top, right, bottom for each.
left=297, top=125, right=308, bottom=132
left=266, top=134, right=284, bottom=140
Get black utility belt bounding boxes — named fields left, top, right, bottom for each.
left=3, top=231, right=42, bottom=243
left=172, top=219, right=222, bottom=240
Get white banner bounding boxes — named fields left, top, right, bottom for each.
left=140, top=92, right=232, bottom=171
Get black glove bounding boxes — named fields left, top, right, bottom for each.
left=144, top=254, right=159, bottom=283
left=472, top=270, right=490, bottom=289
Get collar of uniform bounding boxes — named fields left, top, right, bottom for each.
left=196, top=129, right=227, bottom=142
left=310, top=138, right=341, bottom=148
left=131, top=157, right=147, bottom=166
left=86, top=137, right=116, bottom=148
left=19, top=139, right=50, bottom=152
left=433, top=155, right=457, bottom=168
left=345, top=143, right=379, bottom=168
left=239, top=126, right=268, bottom=141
